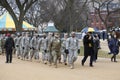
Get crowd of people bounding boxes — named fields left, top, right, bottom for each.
left=0, top=30, right=120, bottom=69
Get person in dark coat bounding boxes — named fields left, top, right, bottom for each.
left=102, top=31, right=105, bottom=41
left=81, top=32, right=94, bottom=67
left=107, top=33, right=113, bottom=54
left=4, top=33, right=15, bottom=63
left=108, top=31, right=120, bottom=62
left=93, top=34, right=100, bottom=62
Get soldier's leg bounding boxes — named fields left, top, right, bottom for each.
left=63, top=53, right=66, bottom=62
left=42, top=50, right=45, bottom=62
left=58, top=52, right=61, bottom=64
left=16, top=47, right=19, bottom=58
left=44, top=52, right=48, bottom=64
left=68, top=50, right=73, bottom=64
left=36, top=50, right=40, bottom=60
left=2, top=47, right=4, bottom=55
left=22, top=49, right=25, bottom=60
left=24, top=50, right=29, bottom=60
left=48, top=51, right=52, bottom=65
left=69, top=50, right=78, bottom=68
left=73, top=50, right=78, bottom=63
left=34, top=51, right=36, bottom=59
left=63, top=53, right=67, bottom=65
left=18, top=48, right=21, bottom=59
left=0, top=47, right=2, bottom=55
left=68, top=50, right=74, bottom=69
left=20, top=48, right=23, bottom=60
left=52, top=51, right=57, bottom=68
left=30, top=49, right=34, bottom=61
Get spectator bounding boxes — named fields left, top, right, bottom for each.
left=4, top=33, right=15, bottom=63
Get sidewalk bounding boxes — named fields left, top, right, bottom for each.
left=0, top=55, right=120, bottom=80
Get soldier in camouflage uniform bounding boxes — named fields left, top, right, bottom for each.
left=66, top=32, right=80, bottom=69
left=61, top=33, right=68, bottom=65
left=49, top=33, right=61, bottom=68
left=15, top=33, right=22, bottom=59
left=1, top=35, right=6, bottom=55
left=21, top=32, right=26, bottom=60
left=47, top=33, right=54, bottom=65
left=22, top=32, right=30, bottom=60
left=30, top=34, right=38, bottom=61
left=38, top=33, right=48, bottom=64
left=35, top=34, right=40, bottom=60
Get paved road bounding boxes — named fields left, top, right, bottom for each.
left=0, top=55, right=120, bottom=80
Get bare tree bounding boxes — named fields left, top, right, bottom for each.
left=0, top=6, right=6, bottom=16
left=91, top=0, right=120, bottom=31
left=0, top=0, right=37, bottom=32
left=38, top=0, right=89, bottom=33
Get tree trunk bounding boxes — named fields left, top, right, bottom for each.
left=15, top=22, right=22, bottom=32
left=15, top=12, right=24, bottom=32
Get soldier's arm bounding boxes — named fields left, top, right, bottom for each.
left=66, top=38, right=69, bottom=50
left=38, top=38, right=42, bottom=50
left=77, top=38, right=80, bottom=49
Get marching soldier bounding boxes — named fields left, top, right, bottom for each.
left=61, top=33, right=68, bottom=65
left=47, top=33, right=54, bottom=65
left=38, top=33, right=48, bottom=64
left=30, top=34, right=37, bottom=61
left=49, top=33, right=61, bottom=68
left=1, top=35, right=6, bottom=55
left=66, top=32, right=80, bottom=69
left=21, top=32, right=26, bottom=60
left=35, top=34, right=40, bottom=60
left=15, top=33, right=22, bottom=59
left=22, top=32, right=30, bottom=60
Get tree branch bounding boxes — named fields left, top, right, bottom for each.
left=15, top=0, right=22, bottom=11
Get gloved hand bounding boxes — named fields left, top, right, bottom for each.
left=32, top=47, right=35, bottom=50
left=16, top=45, right=19, bottom=47
left=64, top=49, right=69, bottom=54
left=30, top=47, right=32, bottom=49
left=22, top=47, right=25, bottom=49
left=78, top=49, right=80, bottom=54
left=44, top=50, right=47, bottom=53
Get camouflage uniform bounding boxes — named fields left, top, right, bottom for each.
left=61, top=33, right=68, bottom=65
left=30, top=35, right=38, bottom=61
left=39, top=35, right=48, bottom=64
left=21, top=33, right=30, bottom=60
left=49, top=33, right=61, bottom=68
left=21, top=33, right=26, bottom=60
left=47, top=33, right=54, bottom=65
left=66, top=32, right=80, bottom=69
left=35, top=36, right=40, bottom=60
left=1, top=36, right=6, bottom=55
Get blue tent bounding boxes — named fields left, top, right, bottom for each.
left=81, top=27, right=99, bottom=33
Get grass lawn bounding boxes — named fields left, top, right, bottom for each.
left=79, top=46, right=120, bottom=59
